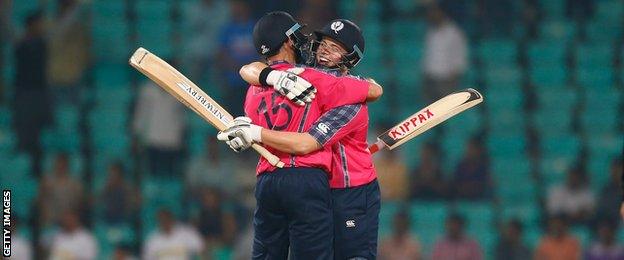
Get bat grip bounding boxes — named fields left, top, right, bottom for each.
left=251, top=143, right=285, bottom=168
left=368, top=140, right=385, bottom=155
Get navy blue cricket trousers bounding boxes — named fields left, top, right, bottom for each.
left=252, top=167, right=333, bottom=260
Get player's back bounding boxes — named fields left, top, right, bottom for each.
left=244, top=62, right=370, bottom=174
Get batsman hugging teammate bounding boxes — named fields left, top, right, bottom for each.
left=217, top=11, right=383, bottom=259
left=217, top=12, right=383, bottom=260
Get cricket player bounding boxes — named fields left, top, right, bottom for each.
left=221, top=19, right=381, bottom=259
left=217, top=11, right=383, bottom=259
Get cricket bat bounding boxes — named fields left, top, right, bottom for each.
left=368, top=88, right=483, bottom=154
left=129, top=47, right=285, bottom=168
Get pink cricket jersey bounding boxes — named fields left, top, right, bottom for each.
left=244, top=61, right=370, bottom=175
left=308, top=104, right=377, bottom=188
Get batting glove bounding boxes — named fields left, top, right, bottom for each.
left=261, top=67, right=317, bottom=106
left=217, top=117, right=262, bottom=152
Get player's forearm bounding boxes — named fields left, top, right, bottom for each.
left=239, top=61, right=268, bottom=85
left=261, top=129, right=321, bottom=155
left=366, top=79, right=383, bottom=102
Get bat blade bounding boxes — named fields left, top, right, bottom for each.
left=369, top=88, right=483, bottom=153
left=129, top=47, right=285, bottom=167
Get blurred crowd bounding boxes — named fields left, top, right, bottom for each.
left=1, top=0, right=623, bottom=259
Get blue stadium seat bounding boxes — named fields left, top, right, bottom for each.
left=489, top=109, right=526, bottom=135
left=491, top=157, right=532, bottom=184
left=92, top=0, right=126, bottom=17
left=580, top=107, right=618, bottom=135
left=540, top=0, right=565, bottom=18
left=484, top=88, right=524, bottom=112
left=92, top=20, right=131, bottom=64
left=136, top=0, right=172, bottom=19
left=444, top=109, right=483, bottom=138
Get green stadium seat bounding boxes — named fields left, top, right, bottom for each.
left=378, top=201, right=400, bottom=238
left=455, top=202, right=494, bottom=228
left=491, top=157, right=532, bottom=184
left=537, top=87, right=578, bottom=111
left=585, top=134, right=622, bottom=156
left=584, top=88, right=622, bottom=110
left=136, top=20, right=173, bottom=58
left=488, top=109, right=526, bottom=135
left=531, top=109, right=574, bottom=136
left=501, top=204, right=541, bottom=225
left=478, top=39, right=518, bottom=67
left=0, top=129, right=16, bottom=153
left=497, top=180, right=537, bottom=205
left=540, top=0, right=565, bottom=18
left=585, top=20, right=623, bottom=42
left=524, top=225, right=543, bottom=249
left=540, top=134, right=581, bottom=160
left=539, top=20, right=576, bottom=42
left=580, top=107, right=618, bottom=135
left=588, top=152, right=616, bottom=190
left=390, top=20, right=425, bottom=42
left=94, top=65, right=131, bottom=88
left=595, top=0, right=624, bottom=22
left=529, top=65, right=568, bottom=88
left=136, top=0, right=172, bottom=18
left=484, top=88, right=524, bottom=112
left=570, top=226, right=591, bottom=248
left=576, top=67, right=615, bottom=89
left=540, top=156, right=574, bottom=188
left=444, top=109, right=483, bottom=138
left=486, top=133, right=527, bottom=157
left=92, top=0, right=126, bottom=17
left=576, top=43, right=613, bottom=68
left=339, top=0, right=381, bottom=18
left=92, top=20, right=130, bottom=64
left=527, top=40, right=567, bottom=67
left=409, top=201, right=447, bottom=248
left=440, top=134, right=470, bottom=173
left=94, top=222, right=136, bottom=259
left=1, top=153, right=32, bottom=180
left=484, top=66, right=522, bottom=90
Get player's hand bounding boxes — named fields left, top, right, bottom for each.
left=217, top=117, right=262, bottom=152
left=266, top=68, right=317, bottom=106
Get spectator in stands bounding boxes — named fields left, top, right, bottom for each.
left=597, top=157, right=623, bottom=223
left=451, top=137, right=492, bottom=200
left=143, top=209, right=204, bottom=259
left=546, top=167, right=596, bottom=224
left=422, top=2, right=467, bottom=102
left=297, top=0, right=337, bottom=34
left=495, top=219, right=531, bottom=260
left=38, top=153, right=84, bottom=226
left=49, top=210, right=98, bottom=259
left=99, top=161, right=139, bottom=225
left=47, top=0, right=91, bottom=105
left=185, top=136, right=235, bottom=199
left=410, top=142, right=449, bottom=199
left=195, top=188, right=237, bottom=257
left=585, top=219, right=624, bottom=259
left=375, top=149, right=409, bottom=201
left=378, top=209, right=421, bottom=260
left=112, top=244, right=137, bottom=260
left=10, top=217, right=33, bottom=260
left=216, top=0, right=257, bottom=115
left=13, top=10, right=51, bottom=176
left=183, top=0, right=229, bottom=85
left=431, top=213, right=483, bottom=259
left=133, top=70, right=186, bottom=177
left=534, top=215, right=581, bottom=260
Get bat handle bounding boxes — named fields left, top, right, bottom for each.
left=368, top=140, right=385, bottom=155
left=251, top=143, right=285, bottom=168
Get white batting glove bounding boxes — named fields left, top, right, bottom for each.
left=217, top=117, right=262, bottom=152
left=266, top=68, right=317, bottom=106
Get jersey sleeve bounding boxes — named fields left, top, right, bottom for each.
left=303, top=69, right=369, bottom=111
left=308, top=104, right=367, bottom=146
